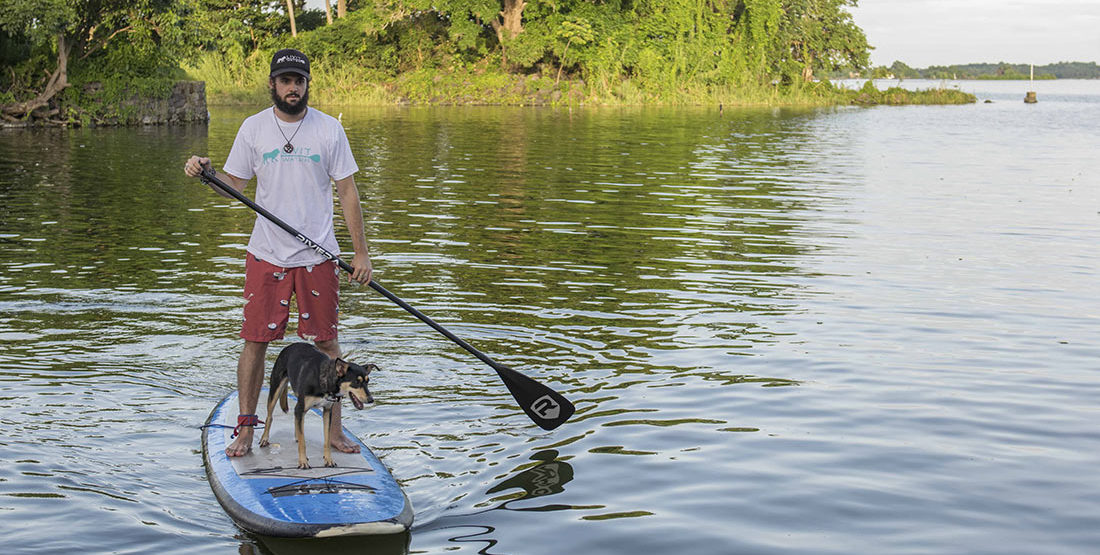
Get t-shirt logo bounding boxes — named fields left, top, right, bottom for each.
left=262, top=148, right=322, bottom=165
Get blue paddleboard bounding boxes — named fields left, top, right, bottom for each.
left=202, top=389, right=413, bottom=537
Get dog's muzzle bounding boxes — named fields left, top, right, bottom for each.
left=349, top=392, right=365, bottom=410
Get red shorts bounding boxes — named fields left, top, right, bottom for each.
left=241, top=254, right=340, bottom=342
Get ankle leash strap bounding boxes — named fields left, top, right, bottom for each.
left=232, top=414, right=264, bottom=438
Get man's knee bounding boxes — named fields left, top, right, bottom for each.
left=241, top=340, right=269, bottom=359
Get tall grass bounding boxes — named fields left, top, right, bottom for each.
left=182, top=51, right=270, bottom=104
left=310, top=64, right=391, bottom=106
left=183, top=51, right=972, bottom=108
left=182, top=51, right=390, bottom=106
left=841, top=81, right=976, bottom=105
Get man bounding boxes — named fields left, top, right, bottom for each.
left=184, top=49, right=371, bottom=457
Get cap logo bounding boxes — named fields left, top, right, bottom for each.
left=276, top=55, right=307, bottom=65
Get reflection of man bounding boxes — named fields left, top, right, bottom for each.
left=183, top=48, right=371, bottom=457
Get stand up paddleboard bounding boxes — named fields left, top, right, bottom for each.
left=202, top=389, right=413, bottom=537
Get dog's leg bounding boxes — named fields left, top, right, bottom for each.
left=294, top=401, right=310, bottom=469
left=278, top=377, right=289, bottom=413
left=322, top=406, right=336, bottom=467
left=258, top=378, right=288, bottom=448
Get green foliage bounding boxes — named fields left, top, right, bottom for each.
left=8, top=0, right=987, bottom=119
left=843, top=81, right=976, bottom=105
left=0, top=0, right=73, bottom=45
left=1, top=0, right=198, bottom=123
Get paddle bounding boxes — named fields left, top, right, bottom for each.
left=197, top=166, right=575, bottom=431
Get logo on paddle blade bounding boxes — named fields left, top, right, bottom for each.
left=530, top=395, right=560, bottom=420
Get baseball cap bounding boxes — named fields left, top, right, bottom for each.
left=270, top=49, right=310, bottom=78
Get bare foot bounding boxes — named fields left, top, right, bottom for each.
left=226, top=427, right=254, bottom=457
left=330, top=432, right=360, bottom=454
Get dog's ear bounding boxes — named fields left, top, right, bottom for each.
left=334, top=358, right=348, bottom=377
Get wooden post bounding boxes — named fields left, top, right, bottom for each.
left=1024, top=64, right=1037, bottom=103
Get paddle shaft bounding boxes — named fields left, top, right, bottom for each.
left=197, top=167, right=574, bottom=429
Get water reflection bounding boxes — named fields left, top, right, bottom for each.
left=417, top=450, right=576, bottom=553
left=252, top=531, right=410, bottom=555
left=482, top=449, right=574, bottom=510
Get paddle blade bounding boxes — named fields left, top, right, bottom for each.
left=495, top=366, right=575, bottom=431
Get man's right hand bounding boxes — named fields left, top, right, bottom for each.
left=184, top=156, right=211, bottom=178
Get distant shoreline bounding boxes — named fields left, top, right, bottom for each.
left=853, top=61, right=1100, bottom=81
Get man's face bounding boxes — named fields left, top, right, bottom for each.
left=270, top=73, right=309, bottom=115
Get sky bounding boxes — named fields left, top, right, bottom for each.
left=849, top=0, right=1100, bottom=67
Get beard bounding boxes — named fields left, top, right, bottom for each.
left=270, top=86, right=309, bottom=116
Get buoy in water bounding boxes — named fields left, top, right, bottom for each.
left=1024, top=91, right=1037, bottom=103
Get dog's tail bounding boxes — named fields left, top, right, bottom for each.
left=269, top=351, right=290, bottom=413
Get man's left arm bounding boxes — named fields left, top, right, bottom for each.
left=334, top=175, right=372, bottom=284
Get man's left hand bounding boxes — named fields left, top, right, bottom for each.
left=349, top=252, right=372, bottom=284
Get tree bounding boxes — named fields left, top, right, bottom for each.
left=783, top=0, right=869, bottom=82
left=555, top=17, right=594, bottom=83
left=888, top=60, right=919, bottom=79
left=0, top=0, right=191, bottom=122
left=0, top=0, right=75, bottom=120
left=286, top=0, right=299, bottom=36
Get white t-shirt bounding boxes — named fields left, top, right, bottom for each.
left=223, top=107, right=359, bottom=267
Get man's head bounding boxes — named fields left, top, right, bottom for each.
left=270, top=49, right=310, bottom=80
left=269, top=49, right=310, bottom=116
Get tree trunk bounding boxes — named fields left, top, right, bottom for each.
left=1, top=33, right=71, bottom=120
left=324, top=0, right=332, bottom=24
left=337, top=0, right=346, bottom=18
left=491, top=0, right=526, bottom=43
left=556, top=38, right=573, bottom=84
left=286, top=0, right=298, bottom=37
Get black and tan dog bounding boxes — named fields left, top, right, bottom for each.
left=258, top=342, right=376, bottom=469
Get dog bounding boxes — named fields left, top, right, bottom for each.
left=258, top=342, right=376, bottom=469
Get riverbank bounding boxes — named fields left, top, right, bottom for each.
left=0, top=81, right=209, bottom=128
left=188, top=63, right=976, bottom=108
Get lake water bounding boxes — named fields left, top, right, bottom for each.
left=2, top=80, right=1098, bottom=554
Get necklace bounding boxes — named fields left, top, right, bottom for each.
left=274, top=107, right=307, bottom=153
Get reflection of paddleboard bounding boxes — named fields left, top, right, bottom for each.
left=202, top=389, right=413, bottom=538
left=258, top=531, right=411, bottom=555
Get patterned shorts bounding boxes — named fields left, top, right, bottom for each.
left=240, top=254, right=340, bottom=342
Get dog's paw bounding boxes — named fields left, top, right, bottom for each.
left=324, top=459, right=338, bottom=468
left=258, top=438, right=270, bottom=448
left=297, top=460, right=311, bottom=470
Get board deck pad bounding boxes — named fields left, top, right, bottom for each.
left=202, top=389, right=413, bottom=537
